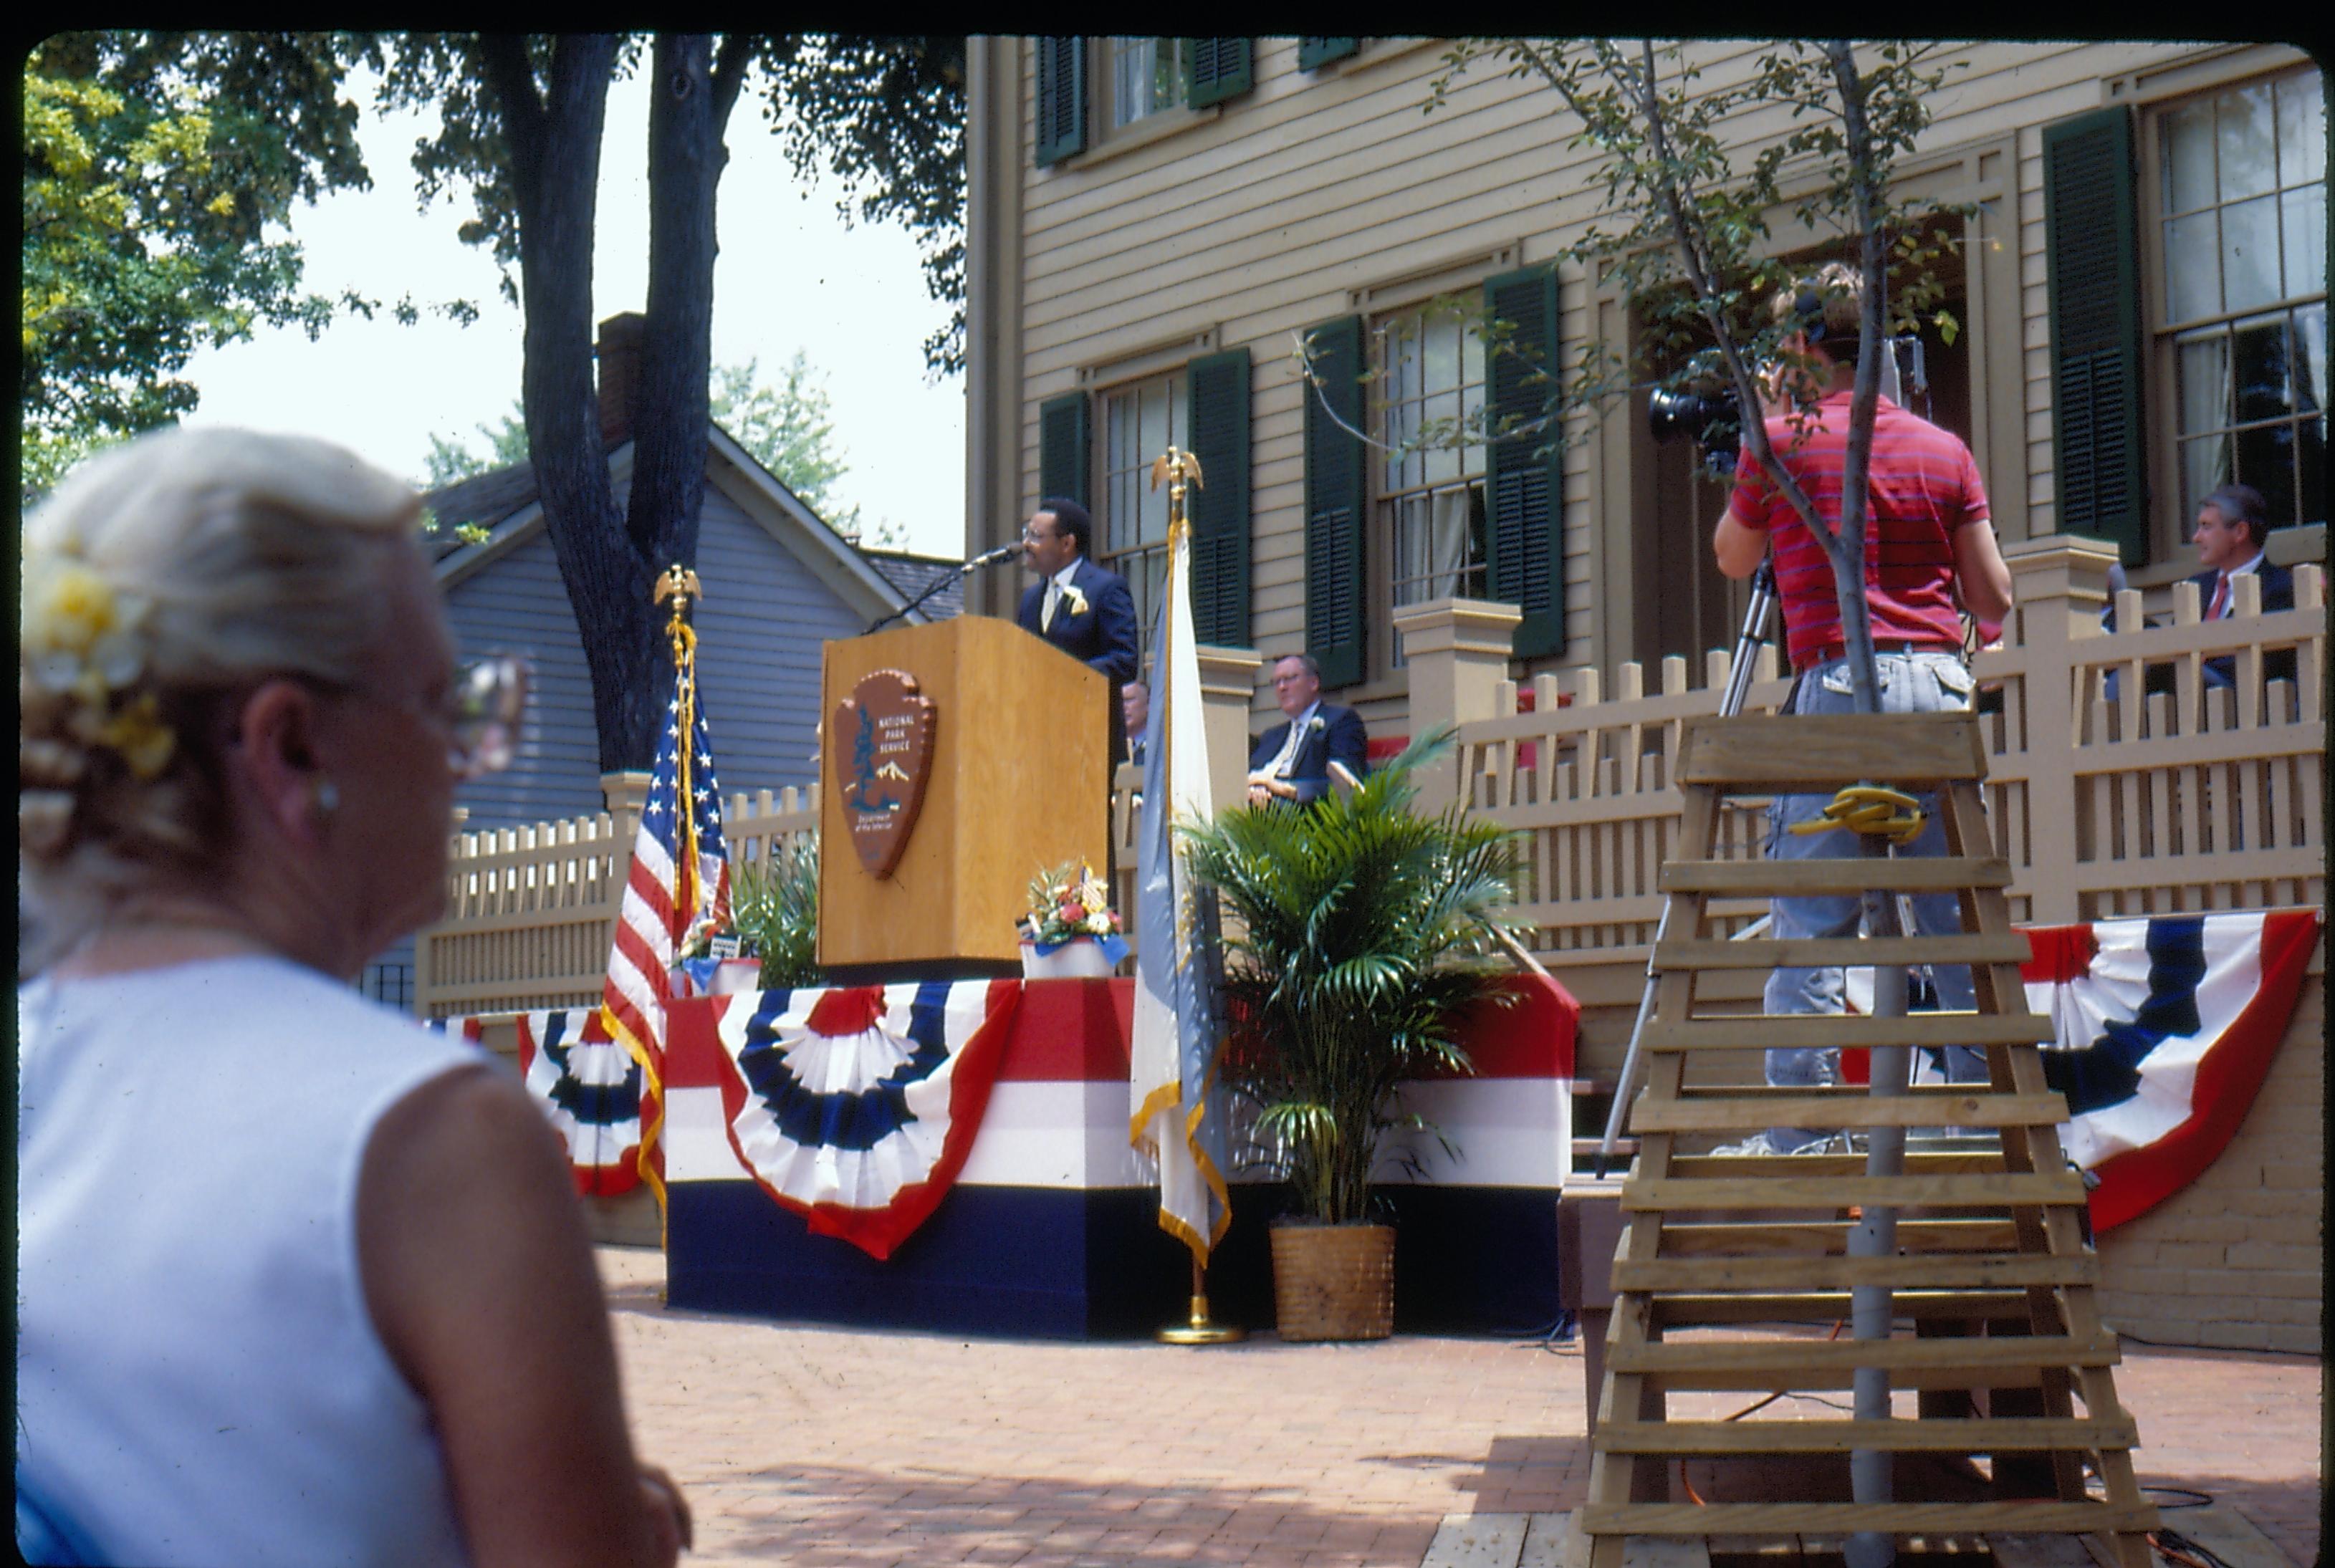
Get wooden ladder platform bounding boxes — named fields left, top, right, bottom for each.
left=1584, top=713, right=2157, bottom=1568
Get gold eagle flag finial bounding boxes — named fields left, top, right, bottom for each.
left=1149, top=447, right=1204, bottom=542
left=654, top=563, right=704, bottom=610
left=656, top=563, right=704, bottom=665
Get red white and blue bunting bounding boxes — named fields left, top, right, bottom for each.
left=714, top=980, right=1021, bottom=1260
left=518, top=1008, right=647, bottom=1198
left=2023, top=909, right=2320, bottom=1233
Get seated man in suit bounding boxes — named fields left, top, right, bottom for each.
left=1122, top=680, right=1150, bottom=770
left=2103, top=483, right=2296, bottom=695
left=1247, top=653, right=1368, bottom=807
left=1015, top=497, right=1141, bottom=761
left=2186, top=484, right=2295, bottom=689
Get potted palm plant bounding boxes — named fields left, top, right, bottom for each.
left=1181, top=729, right=1519, bottom=1340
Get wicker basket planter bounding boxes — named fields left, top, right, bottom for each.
left=1267, top=1221, right=1395, bottom=1341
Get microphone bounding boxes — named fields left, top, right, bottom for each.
left=960, top=540, right=1024, bottom=574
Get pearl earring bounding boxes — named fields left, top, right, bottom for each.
left=315, top=780, right=340, bottom=816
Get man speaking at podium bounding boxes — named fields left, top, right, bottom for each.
left=1016, top=498, right=1140, bottom=762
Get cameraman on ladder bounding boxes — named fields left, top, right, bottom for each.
left=1708, top=261, right=2014, bottom=1157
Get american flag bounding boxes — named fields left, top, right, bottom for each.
left=601, top=638, right=733, bottom=1214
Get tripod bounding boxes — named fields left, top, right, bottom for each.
left=1592, top=558, right=1775, bottom=1178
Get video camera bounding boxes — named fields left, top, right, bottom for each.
left=1646, top=387, right=1743, bottom=477
left=1646, top=333, right=1931, bottom=480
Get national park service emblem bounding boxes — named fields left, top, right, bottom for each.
left=832, top=669, right=937, bottom=878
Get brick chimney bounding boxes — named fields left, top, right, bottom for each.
left=596, top=312, right=646, bottom=447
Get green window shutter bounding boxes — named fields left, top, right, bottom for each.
left=1037, top=392, right=1090, bottom=514
left=1034, top=37, right=1088, bottom=167
left=2043, top=105, right=2147, bottom=565
left=1184, top=347, right=1252, bottom=648
left=1298, top=37, right=1359, bottom=71
left=1186, top=39, right=1252, bottom=108
left=1301, top=316, right=1368, bottom=689
left=1482, top=264, right=1565, bottom=660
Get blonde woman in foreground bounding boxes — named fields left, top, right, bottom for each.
left=17, top=428, right=690, bottom=1567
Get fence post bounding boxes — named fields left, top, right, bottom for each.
left=1194, top=644, right=1265, bottom=816
left=600, top=770, right=652, bottom=847
left=1392, top=597, right=1523, bottom=813
left=2002, top=535, right=2119, bottom=925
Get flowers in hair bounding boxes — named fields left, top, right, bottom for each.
left=21, top=549, right=175, bottom=779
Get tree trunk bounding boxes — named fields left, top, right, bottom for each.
left=628, top=34, right=724, bottom=582
left=488, top=34, right=666, bottom=774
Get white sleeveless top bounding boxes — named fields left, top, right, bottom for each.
left=17, top=956, right=484, bottom=1567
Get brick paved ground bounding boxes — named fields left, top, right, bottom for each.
left=597, top=1249, right=2321, bottom=1567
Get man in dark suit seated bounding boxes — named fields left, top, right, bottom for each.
left=1014, top=497, right=1141, bottom=761
left=2103, top=483, right=2296, bottom=696
left=1247, top=653, right=1368, bottom=807
left=1121, top=680, right=1150, bottom=770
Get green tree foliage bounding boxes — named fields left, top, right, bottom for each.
left=20, top=32, right=486, bottom=507
left=757, top=38, right=968, bottom=377
left=21, top=35, right=373, bottom=497
left=421, top=407, right=533, bottom=488
left=369, top=35, right=964, bottom=371
left=1424, top=39, right=1966, bottom=711
left=360, top=34, right=961, bottom=771
left=709, top=354, right=847, bottom=514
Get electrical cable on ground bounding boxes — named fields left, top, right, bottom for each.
left=2148, top=1526, right=2236, bottom=1568
left=2138, top=1484, right=2212, bottom=1509
left=1677, top=1320, right=1846, bottom=1504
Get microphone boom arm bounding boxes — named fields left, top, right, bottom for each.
left=865, top=546, right=1015, bottom=635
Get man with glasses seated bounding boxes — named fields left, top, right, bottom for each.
left=1246, top=653, right=1368, bottom=808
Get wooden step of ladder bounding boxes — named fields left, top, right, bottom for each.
left=1583, top=713, right=2157, bottom=1568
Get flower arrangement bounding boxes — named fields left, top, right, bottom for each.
left=21, top=549, right=176, bottom=781
left=1019, top=860, right=1123, bottom=955
left=676, top=915, right=733, bottom=961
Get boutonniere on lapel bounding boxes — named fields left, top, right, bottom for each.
left=1306, top=715, right=1326, bottom=735
left=1060, top=585, right=1089, bottom=617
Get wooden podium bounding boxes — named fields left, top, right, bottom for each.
left=818, top=616, right=1109, bottom=979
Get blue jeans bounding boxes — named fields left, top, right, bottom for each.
left=1763, top=649, right=1987, bottom=1152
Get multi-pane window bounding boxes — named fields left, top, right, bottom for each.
left=2159, top=68, right=2326, bottom=532
left=1102, top=372, right=1185, bottom=668
left=1109, top=38, right=1183, bottom=128
left=1374, top=305, right=1487, bottom=664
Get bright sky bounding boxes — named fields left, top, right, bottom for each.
left=181, top=63, right=967, bottom=559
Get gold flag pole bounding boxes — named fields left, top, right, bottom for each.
left=638, top=564, right=704, bottom=1267
left=1146, top=447, right=1244, bottom=1347
left=653, top=564, right=706, bottom=916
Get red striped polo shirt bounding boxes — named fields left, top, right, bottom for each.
left=1727, top=391, right=1990, bottom=669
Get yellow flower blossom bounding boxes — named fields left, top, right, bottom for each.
left=24, top=559, right=120, bottom=655
left=99, top=693, right=176, bottom=780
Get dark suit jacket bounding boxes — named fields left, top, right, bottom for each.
left=2185, top=562, right=2294, bottom=616
left=2192, top=562, right=2296, bottom=688
left=1249, top=703, right=1369, bottom=794
left=1015, top=557, right=1140, bottom=687
left=2104, top=561, right=2297, bottom=694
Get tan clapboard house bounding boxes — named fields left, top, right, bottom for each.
left=959, top=37, right=2326, bottom=734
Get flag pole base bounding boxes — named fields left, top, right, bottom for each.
left=1159, top=1292, right=1245, bottom=1345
